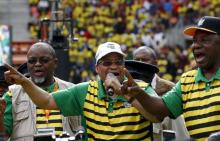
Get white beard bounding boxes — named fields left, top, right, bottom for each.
left=31, top=76, right=45, bottom=84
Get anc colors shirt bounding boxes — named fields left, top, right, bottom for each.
left=162, top=68, right=220, bottom=141
left=35, top=82, right=63, bottom=136
left=53, top=79, right=156, bottom=141
left=3, top=82, right=63, bottom=136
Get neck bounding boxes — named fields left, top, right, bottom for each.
left=202, top=68, right=218, bottom=80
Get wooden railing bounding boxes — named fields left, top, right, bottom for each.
left=12, top=41, right=35, bottom=65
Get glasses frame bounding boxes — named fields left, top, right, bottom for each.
left=27, top=57, right=54, bottom=65
left=98, top=60, right=124, bottom=67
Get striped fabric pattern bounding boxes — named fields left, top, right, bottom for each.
left=36, top=82, right=63, bottom=136
left=83, top=80, right=152, bottom=140
left=181, top=70, right=220, bottom=140
left=36, top=108, right=63, bottom=136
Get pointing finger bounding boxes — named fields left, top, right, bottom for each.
left=4, top=63, right=17, bottom=72
left=4, top=63, right=21, bottom=74
left=123, top=67, right=135, bottom=86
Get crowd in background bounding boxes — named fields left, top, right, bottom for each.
left=27, top=0, right=220, bottom=83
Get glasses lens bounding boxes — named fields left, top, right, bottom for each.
left=99, top=60, right=124, bottom=66
left=27, top=58, right=37, bottom=64
left=115, top=60, right=124, bottom=66
left=27, top=57, right=52, bottom=64
left=39, top=58, right=51, bottom=64
left=102, top=61, right=112, bottom=66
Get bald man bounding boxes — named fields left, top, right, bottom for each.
left=133, top=46, right=189, bottom=141
left=0, top=42, right=80, bottom=141
left=133, top=46, right=174, bottom=96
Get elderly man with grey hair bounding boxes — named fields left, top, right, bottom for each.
left=0, top=42, right=80, bottom=141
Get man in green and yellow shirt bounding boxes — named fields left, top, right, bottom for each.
left=120, top=16, right=220, bottom=141
left=3, top=41, right=159, bottom=141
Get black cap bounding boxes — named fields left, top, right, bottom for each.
left=184, top=16, right=220, bottom=36
left=125, top=60, right=159, bottom=83
left=17, top=62, right=29, bottom=77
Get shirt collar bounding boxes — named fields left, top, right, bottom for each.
left=42, top=81, right=56, bottom=92
left=97, top=79, right=127, bottom=102
left=97, top=79, right=106, bottom=99
left=195, top=68, right=220, bottom=83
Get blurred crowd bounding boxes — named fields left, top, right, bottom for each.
left=27, top=0, right=220, bottom=83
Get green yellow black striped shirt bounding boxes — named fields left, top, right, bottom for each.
left=53, top=79, right=156, bottom=141
left=163, top=68, right=220, bottom=141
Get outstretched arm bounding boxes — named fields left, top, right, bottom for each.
left=4, top=63, right=58, bottom=110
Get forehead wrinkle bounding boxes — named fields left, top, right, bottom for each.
left=27, top=42, right=56, bottom=58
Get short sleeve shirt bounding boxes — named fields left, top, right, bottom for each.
left=162, top=68, right=220, bottom=118
left=53, top=79, right=156, bottom=140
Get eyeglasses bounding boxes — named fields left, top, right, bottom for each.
left=98, top=60, right=124, bottom=67
left=27, top=57, right=53, bottom=64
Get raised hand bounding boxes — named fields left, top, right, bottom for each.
left=122, top=68, right=161, bottom=122
left=121, top=68, right=146, bottom=98
left=4, top=63, right=28, bottom=85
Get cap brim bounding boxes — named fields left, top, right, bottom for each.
left=125, top=60, right=159, bottom=73
left=96, top=51, right=125, bottom=64
left=183, top=26, right=217, bottom=36
left=125, top=60, right=159, bottom=83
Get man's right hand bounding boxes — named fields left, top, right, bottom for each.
left=4, top=64, right=58, bottom=110
left=4, top=63, right=28, bottom=85
left=121, top=68, right=144, bottom=98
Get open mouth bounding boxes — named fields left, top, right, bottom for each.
left=112, top=72, right=119, bottom=76
left=194, top=52, right=205, bottom=63
left=33, top=69, right=44, bottom=76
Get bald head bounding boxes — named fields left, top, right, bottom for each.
left=26, top=42, right=58, bottom=86
left=28, top=42, right=56, bottom=58
left=133, top=46, right=157, bottom=66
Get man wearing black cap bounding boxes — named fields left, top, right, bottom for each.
left=133, top=46, right=174, bottom=96
left=132, top=46, right=189, bottom=141
left=124, top=60, right=159, bottom=83
left=0, top=42, right=80, bottom=141
left=121, top=16, right=220, bottom=141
